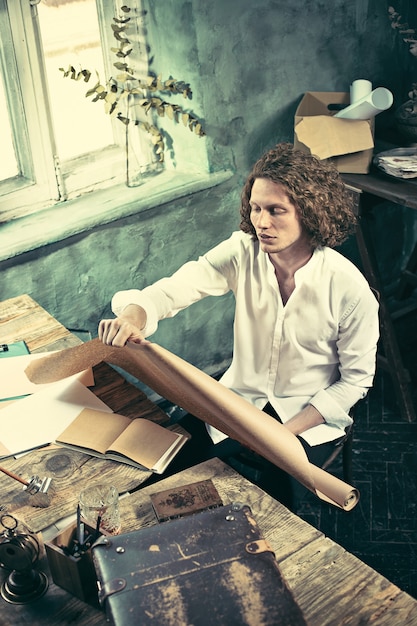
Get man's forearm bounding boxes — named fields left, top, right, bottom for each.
left=283, top=404, right=325, bottom=436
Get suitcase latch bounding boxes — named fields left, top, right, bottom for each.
left=97, top=578, right=127, bottom=604
left=245, top=539, right=275, bottom=555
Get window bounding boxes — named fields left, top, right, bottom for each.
left=0, top=70, right=18, bottom=181
left=0, top=0, right=152, bottom=222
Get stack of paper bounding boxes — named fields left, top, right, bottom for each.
left=0, top=350, right=103, bottom=458
left=0, top=377, right=111, bottom=459
left=0, top=349, right=188, bottom=474
left=375, top=154, right=417, bottom=179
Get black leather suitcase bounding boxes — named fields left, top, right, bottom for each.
left=92, top=502, right=307, bottom=625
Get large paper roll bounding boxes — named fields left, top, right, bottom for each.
left=350, top=79, right=372, bottom=104
left=335, top=87, right=393, bottom=120
left=25, top=338, right=360, bottom=510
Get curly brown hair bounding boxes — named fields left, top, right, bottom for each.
left=240, top=143, right=356, bottom=248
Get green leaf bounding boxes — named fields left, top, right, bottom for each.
left=111, top=24, right=126, bottom=34
left=113, top=62, right=129, bottom=71
left=111, top=25, right=130, bottom=43
left=117, top=113, right=130, bottom=125
left=104, top=91, right=118, bottom=105
left=81, top=69, right=91, bottom=82
left=108, top=101, right=118, bottom=115
left=130, top=87, right=145, bottom=96
left=85, top=82, right=102, bottom=98
left=165, top=104, right=175, bottom=120
left=116, top=72, right=135, bottom=83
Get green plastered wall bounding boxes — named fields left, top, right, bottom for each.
left=1, top=0, right=416, bottom=380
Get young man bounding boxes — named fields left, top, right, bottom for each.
left=98, top=143, right=379, bottom=509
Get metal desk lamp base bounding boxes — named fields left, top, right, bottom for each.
left=1, top=569, right=48, bottom=604
left=0, top=514, right=49, bottom=604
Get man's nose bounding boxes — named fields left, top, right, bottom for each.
left=257, top=209, right=271, bottom=228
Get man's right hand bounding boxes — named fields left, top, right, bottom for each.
left=98, top=304, right=148, bottom=347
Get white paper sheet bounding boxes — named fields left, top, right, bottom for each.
left=0, top=352, right=94, bottom=400
left=0, top=378, right=112, bottom=458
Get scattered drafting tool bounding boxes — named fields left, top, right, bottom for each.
left=0, top=465, right=52, bottom=508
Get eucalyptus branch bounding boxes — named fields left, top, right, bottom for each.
left=59, top=3, right=204, bottom=162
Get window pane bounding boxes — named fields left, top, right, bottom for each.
left=0, top=68, right=18, bottom=181
left=38, top=0, right=114, bottom=161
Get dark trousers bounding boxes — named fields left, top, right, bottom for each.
left=141, top=405, right=340, bottom=512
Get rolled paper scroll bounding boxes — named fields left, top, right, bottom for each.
left=25, top=338, right=360, bottom=510
left=335, top=86, right=393, bottom=120
left=350, top=79, right=372, bottom=104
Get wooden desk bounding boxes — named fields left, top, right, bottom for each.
left=1, top=457, right=417, bottom=625
left=342, top=172, right=417, bottom=422
left=1, top=295, right=417, bottom=624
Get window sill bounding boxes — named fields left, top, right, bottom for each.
left=0, top=169, right=233, bottom=263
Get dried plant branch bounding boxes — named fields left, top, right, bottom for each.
left=59, top=4, right=205, bottom=163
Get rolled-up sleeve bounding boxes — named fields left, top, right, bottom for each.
left=111, top=289, right=160, bottom=337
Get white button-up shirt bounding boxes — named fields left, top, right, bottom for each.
left=112, top=231, right=379, bottom=446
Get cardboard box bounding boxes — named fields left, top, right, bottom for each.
left=294, top=92, right=374, bottom=173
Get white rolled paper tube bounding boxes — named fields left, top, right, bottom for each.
left=335, top=87, right=393, bottom=120
left=350, top=79, right=372, bottom=103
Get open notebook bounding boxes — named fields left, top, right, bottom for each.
left=55, top=408, right=189, bottom=474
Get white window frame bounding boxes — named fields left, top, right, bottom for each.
left=0, top=0, right=227, bottom=264
left=0, top=0, right=151, bottom=222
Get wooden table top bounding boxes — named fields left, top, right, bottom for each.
left=342, top=171, right=417, bottom=210
left=2, top=456, right=417, bottom=625
left=2, top=295, right=417, bottom=625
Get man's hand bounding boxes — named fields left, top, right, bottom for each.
left=98, top=304, right=148, bottom=347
